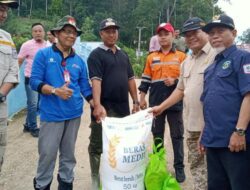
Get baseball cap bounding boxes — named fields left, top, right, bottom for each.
left=156, top=22, right=174, bottom=33
left=100, top=18, right=120, bottom=31
left=202, top=14, right=235, bottom=33
left=0, top=0, right=19, bottom=9
left=181, top=17, right=206, bottom=34
left=50, top=15, right=82, bottom=37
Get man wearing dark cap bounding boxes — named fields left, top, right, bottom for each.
left=30, top=15, right=103, bottom=190
left=150, top=17, right=216, bottom=189
left=201, top=14, right=250, bottom=190
left=0, top=0, right=19, bottom=173
left=87, top=18, right=139, bottom=190
left=139, top=22, right=186, bottom=183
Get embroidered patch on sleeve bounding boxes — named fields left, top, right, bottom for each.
left=243, top=64, right=250, bottom=74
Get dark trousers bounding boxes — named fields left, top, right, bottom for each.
left=152, top=110, right=184, bottom=170
left=207, top=146, right=250, bottom=190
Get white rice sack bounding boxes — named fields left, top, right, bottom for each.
left=100, top=109, right=153, bottom=190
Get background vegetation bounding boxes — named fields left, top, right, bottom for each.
left=3, top=0, right=242, bottom=76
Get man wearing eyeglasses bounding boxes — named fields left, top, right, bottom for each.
left=0, top=0, right=19, bottom=173
left=30, top=15, right=105, bottom=190
left=18, top=22, right=47, bottom=137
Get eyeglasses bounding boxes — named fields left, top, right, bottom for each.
left=61, top=29, right=77, bottom=36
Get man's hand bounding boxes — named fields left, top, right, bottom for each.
left=55, top=83, right=73, bottom=100
left=228, top=132, right=246, bottom=152
left=148, top=105, right=163, bottom=116
left=132, top=104, right=140, bottom=114
left=164, top=77, right=176, bottom=86
left=139, top=99, right=147, bottom=110
left=197, top=132, right=206, bottom=155
left=93, top=104, right=106, bottom=123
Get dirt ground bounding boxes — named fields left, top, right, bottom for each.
left=0, top=81, right=193, bottom=190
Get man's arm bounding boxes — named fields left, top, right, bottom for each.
left=18, top=57, right=25, bottom=67
left=0, top=83, right=14, bottom=96
left=128, top=79, right=139, bottom=113
left=150, top=88, right=184, bottom=116
left=91, top=79, right=106, bottom=121
left=229, top=92, right=250, bottom=152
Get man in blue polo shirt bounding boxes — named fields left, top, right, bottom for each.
left=200, top=14, right=250, bottom=190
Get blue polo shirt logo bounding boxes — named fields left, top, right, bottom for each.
left=222, top=61, right=231, bottom=69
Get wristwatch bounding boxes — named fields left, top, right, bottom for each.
left=0, top=93, right=6, bottom=103
left=234, top=127, right=246, bottom=136
left=51, top=87, right=56, bottom=95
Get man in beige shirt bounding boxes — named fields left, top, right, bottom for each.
left=0, top=0, right=19, bottom=172
left=150, top=17, right=216, bottom=190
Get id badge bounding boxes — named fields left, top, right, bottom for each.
left=64, top=70, right=71, bottom=83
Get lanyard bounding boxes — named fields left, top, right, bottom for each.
left=61, top=59, right=70, bottom=83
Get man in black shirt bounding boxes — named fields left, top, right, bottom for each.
left=87, top=18, right=140, bottom=190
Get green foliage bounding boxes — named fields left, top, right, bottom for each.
left=120, top=43, right=146, bottom=77
left=2, top=0, right=228, bottom=52
left=239, top=28, right=250, bottom=43
left=81, top=17, right=98, bottom=41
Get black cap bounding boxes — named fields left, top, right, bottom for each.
left=203, top=14, right=235, bottom=33
left=0, top=0, right=19, bottom=9
left=181, top=17, right=206, bottom=34
left=100, top=18, right=120, bottom=31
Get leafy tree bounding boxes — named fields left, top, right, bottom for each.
left=81, top=17, right=98, bottom=41
left=239, top=28, right=250, bottom=43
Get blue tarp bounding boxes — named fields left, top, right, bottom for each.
left=7, top=39, right=101, bottom=117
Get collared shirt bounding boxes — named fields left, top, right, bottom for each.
left=30, top=44, right=92, bottom=122
left=177, top=42, right=216, bottom=131
left=18, top=39, right=46, bottom=77
left=149, top=35, right=161, bottom=52
left=139, top=48, right=186, bottom=109
left=0, top=29, right=19, bottom=118
left=87, top=43, right=134, bottom=117
left=201, top=45, right=250, bottom=147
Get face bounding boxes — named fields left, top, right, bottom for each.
left=184, top=29, right=208, bottom=54
left=157, top=30, right=174, bottom=48
left=208, top=26, right=236, bottom=53
left=99, top=27, right=118, bottom=47
left=32, top=25, right=45, bottom=42
left=175, top=29, right=180, bottom=37
left=0, top=4, right=8, bottom=24
left=47, top=31, right=55, bottom=43
left=55, top=25, right=77, bottom=49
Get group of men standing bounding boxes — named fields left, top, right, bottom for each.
left=150, top=14, right=250, bottom=190
left=1, top=0, right=250, bottom=190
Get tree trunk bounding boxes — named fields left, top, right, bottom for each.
left=29, top=0, right=33, bottom=18
left=46, top=0, right=48, bottom=17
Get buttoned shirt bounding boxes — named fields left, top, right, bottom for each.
left=201, top=45, right=250, bottom=147
left=177, top=42, right=216, bottom=131
left=139, top=48, right=186, bottom=110
left=149, top=35, right=161, bottom=52
left=18, top=39, right=46, bottom=77
left=0, top=29, right=19, bottom=118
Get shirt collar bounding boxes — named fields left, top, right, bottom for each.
left=99, top=43, right=121, bottom=51
left=215, top=45, right=236, bottom=61
left=159, top=45, right=176, bottom=53
left=191, top=42, right=211, bottom=58
left=52, top=44, right=75, bottom=58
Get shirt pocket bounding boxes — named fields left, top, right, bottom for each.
left=0, top=45, right=12, bottom=70
left=216, top=68, right=233, bottom=78
left=151, top=65, right=162, bottom=80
